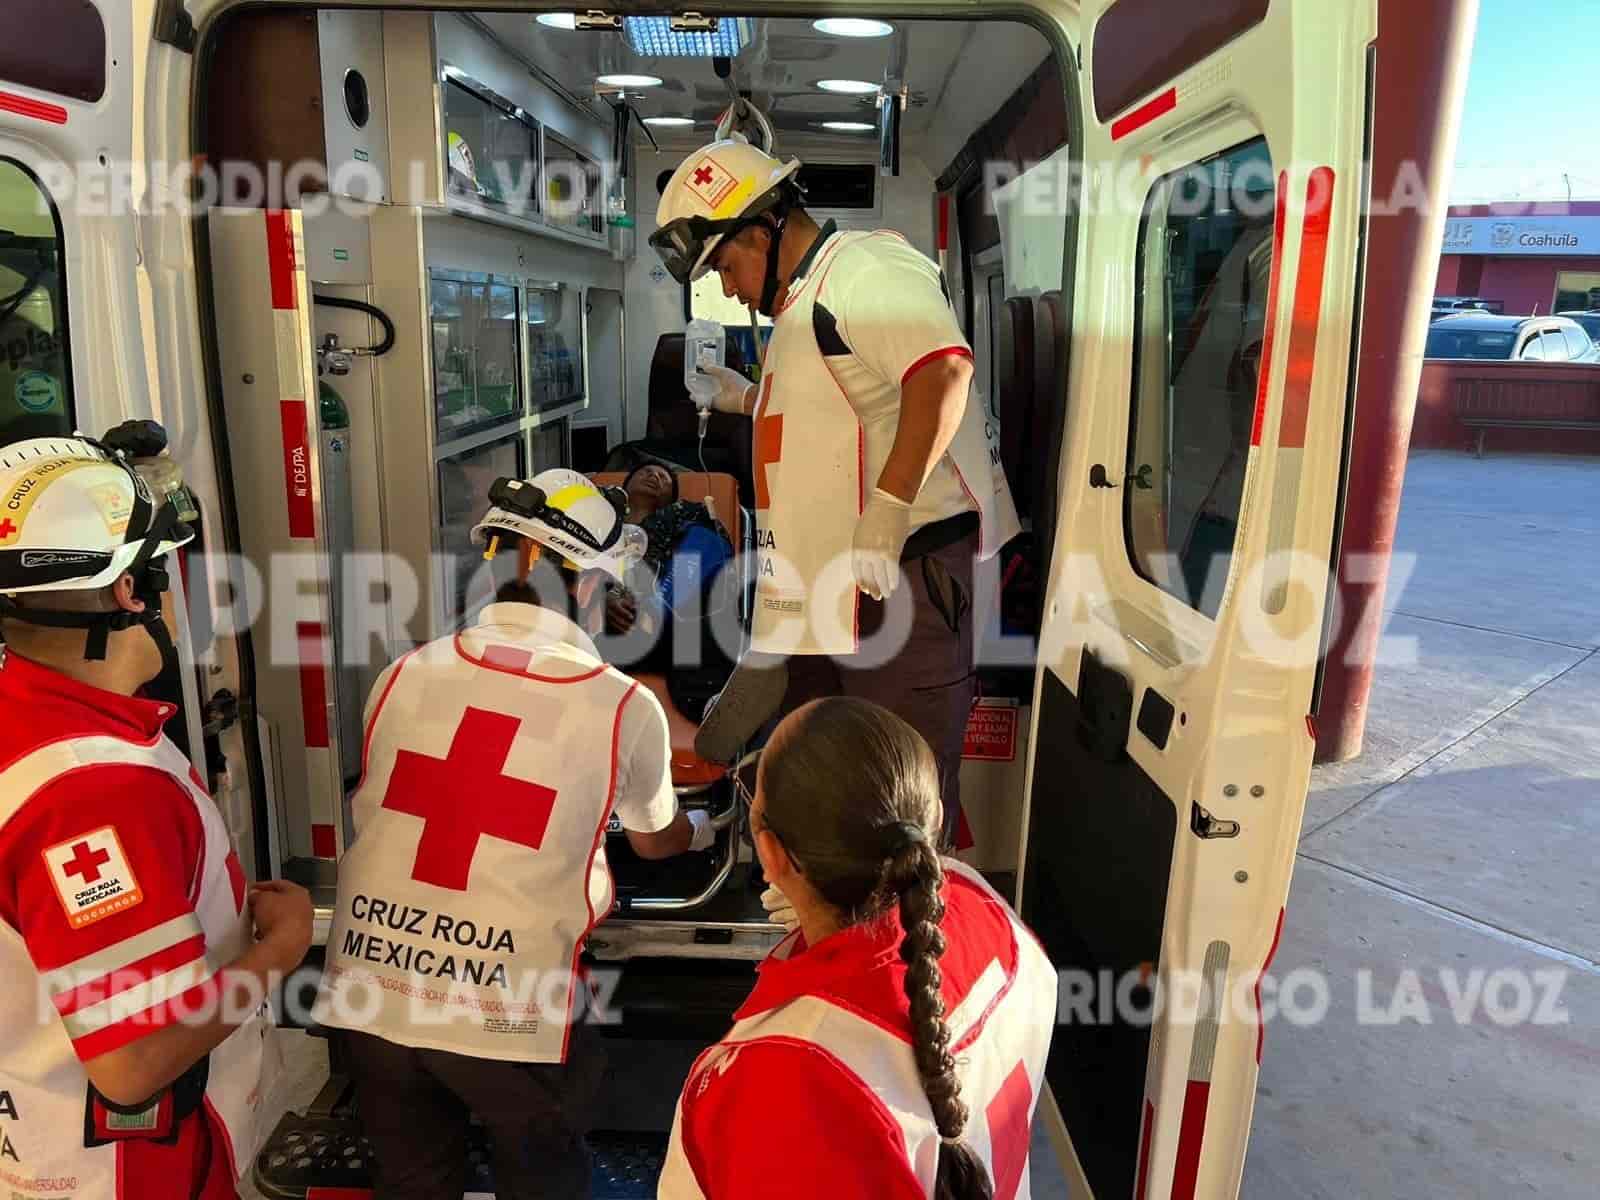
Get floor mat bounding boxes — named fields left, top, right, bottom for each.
left=253, top=1111, right=668, bottom=1198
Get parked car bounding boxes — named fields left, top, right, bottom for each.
left=1555, top=310, right=1600, bottom=343
left=1430, top=295, right=1506, bottom=321
left=1424, top=313, right=1600, bottom=362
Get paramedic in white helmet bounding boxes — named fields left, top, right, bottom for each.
left=0, top=433, right=312, bottom=1200
left=315, top=469, right=716, bottom=1200
left=651, top=136, right=1020, bottom=843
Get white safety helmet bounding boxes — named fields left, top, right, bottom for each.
left=650, top=136, right=804, bottom=287
left=0, top=434, right=193, bottom=661
left=470, top=469, right=646, bottom=584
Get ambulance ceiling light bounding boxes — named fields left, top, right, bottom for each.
left=624, top=16, right=753, bottom=58
left=817, top=79, right=881, bottom=95
left=821, top=121, right=876, bottom=132
left=813, top=18, right=894, bottom=38
left=597, top=73, right=664, bottom=88
left=644, top=116, right=697, bottom=127
left=536, top=12, right=577, bottom=29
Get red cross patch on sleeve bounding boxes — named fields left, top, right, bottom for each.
left=42, top=826, right=144, bottom=929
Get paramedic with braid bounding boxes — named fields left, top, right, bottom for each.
left=658, top=697, right=1056, bottom=1199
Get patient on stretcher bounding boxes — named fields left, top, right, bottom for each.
left=602, top=463, right=736, bottom=719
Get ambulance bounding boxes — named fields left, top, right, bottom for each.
left=0, top=0, right=1473, bottom=1195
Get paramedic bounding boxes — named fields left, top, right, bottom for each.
left=651, top=138, right=1021, bottom=840
left=0, top=434, right=311, bottom=1199
left=658, top=697, right=1056, bottom=1199
left=315, top=469, right=716, bottom=1200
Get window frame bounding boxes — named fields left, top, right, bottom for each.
left=0, top=156, right=76, bottom=442
left=1121, top=135, right=1275, bottom=621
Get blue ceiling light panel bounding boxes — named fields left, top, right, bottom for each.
left=623, top=16, right=752, bottom=58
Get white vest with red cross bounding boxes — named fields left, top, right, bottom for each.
left=0, top=735, right=271, bottom=1199
left=750, top=231, right=1020, bottom=657
left=315, top=615, right=645, bottom=1064
left=658, top=861, right=1057, bottom=1199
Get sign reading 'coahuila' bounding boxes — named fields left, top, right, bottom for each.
left=1441, top=215, right=1600, bottom=256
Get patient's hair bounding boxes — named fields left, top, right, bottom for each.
left=758, top=698, right=994, bottom=1200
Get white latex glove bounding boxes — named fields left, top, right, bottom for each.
left=760, top=884, right=799, bottom=932
left=851, top=487, right=914, bottom=601
left=697, top=363, right=754, bottom=415
left=686, top=808, right=716, bottom=852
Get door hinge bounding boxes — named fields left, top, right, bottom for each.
left=152, top=0, right=196, bottom=53
left=1190, top=802, right=1241, bottom=840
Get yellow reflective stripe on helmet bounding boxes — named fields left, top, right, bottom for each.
left=712, top=175, right=759, bottom=219
left=543, top=483, right=597, bottom=513
left=1, top=459, right=103, bottom=547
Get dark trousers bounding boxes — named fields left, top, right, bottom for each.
left=344, top=1027, right=604, bottom=1200
left=778, top=532, right=977, bottom=843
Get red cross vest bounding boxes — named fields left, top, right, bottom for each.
left=750, top=231, right=1020, bottom=657
left=0, top=733, right=272, bottom=1199
left=658, top=862, right=1057, bottom=1199
left=316, top=617, right=644, bottom=1064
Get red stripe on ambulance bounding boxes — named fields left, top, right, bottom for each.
left=1111, top=86, right=1177, bottom=140
left=0, top=90, right=68, bottom=126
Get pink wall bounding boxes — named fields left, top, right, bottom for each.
left=1412, top=360, right=1600, bottom=454
left=1433, top=255, right=1599, bottom=314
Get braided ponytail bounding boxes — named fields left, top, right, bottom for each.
left=890, top=839, right=995, bottom=1200
left=758, top=698, right=995, bottom=1199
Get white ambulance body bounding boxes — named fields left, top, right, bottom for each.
left=0, top=1, right=1474, bottom=1194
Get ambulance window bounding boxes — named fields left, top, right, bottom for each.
left=0, top=0, right=107, bottom=103
left=1124, top=137, right=1274, bottom=619
left=0, top=159, right=74, bottom=443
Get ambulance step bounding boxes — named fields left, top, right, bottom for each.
left=252, top=1111, right=669, bottom=1198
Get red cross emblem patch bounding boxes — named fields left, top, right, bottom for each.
left=686, top=155, right=739, bottom=211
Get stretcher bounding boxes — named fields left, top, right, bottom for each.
left=590, top=470, right=756, bottom=916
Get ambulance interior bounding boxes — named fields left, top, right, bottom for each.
left=198, top=8, right=1069, bottom=944
left=186, top=4, right=1266, bottom=1194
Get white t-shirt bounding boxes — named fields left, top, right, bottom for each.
left=802, top=231, right=981, bottom=533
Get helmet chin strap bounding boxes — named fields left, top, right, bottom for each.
left=756, top=210, right=791, bottom=319
left=0, top=504, right=184, bottom=673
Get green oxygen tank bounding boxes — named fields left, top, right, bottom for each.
left=318, top=381, right=362, bottom=787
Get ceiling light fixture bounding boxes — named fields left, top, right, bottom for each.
left=624, top=16, right=753, bottom=57
left=644, top=116, right=697, bottom=127
left=597, top=73, right=664, bottom=88
left=813, top=18, right=894, bottom=38
left=536, top=12, right=577, bottom=29
left=817, top=79, right=881, bottom=95
left=821, top=121, right=877, bottom=132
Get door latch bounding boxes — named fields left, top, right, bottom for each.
left=1191, top=802, right=1241, bottom=840
left=1089, top=463, right=1154, bottom=490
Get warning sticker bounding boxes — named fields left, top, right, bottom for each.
left=43, top=826, right=144, bottom=929
left=963, top=701, right=1019, bottom=762
left=685, top=155, right=740, bottom=212
left=1, top=458, right=100, bottom=547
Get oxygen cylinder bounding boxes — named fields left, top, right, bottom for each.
left=319, top=380, right=363, bottom=786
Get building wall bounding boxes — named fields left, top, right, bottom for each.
left=1434, top=254, right=1600, bottom=314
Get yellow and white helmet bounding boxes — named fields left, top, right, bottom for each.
left=650, top=135, right=803, bottom=285
left=0, top=435, right=192, bottom=596
left=470, top=469, right=646, bottom=584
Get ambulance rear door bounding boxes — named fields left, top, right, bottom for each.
left=1018, top=1, right=1376, bottom=1196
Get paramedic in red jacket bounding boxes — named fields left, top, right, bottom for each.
left=659, top=697, right=1057, bottom=1199
left=0, top=434, right=312, bottom=1199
